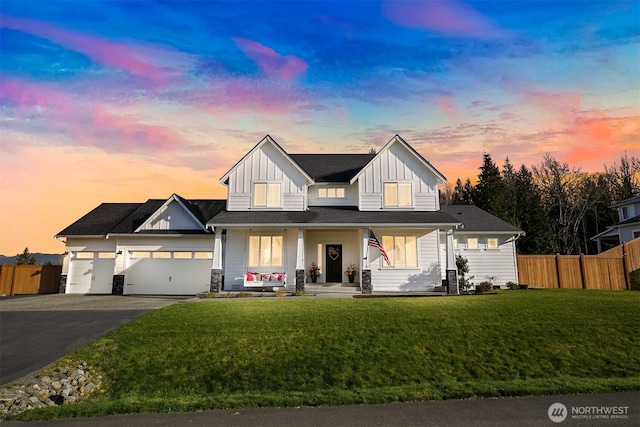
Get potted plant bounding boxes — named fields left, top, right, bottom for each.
left=344, top=264, right=358, bottom=283
left=308, top=262, right=320, bottom=283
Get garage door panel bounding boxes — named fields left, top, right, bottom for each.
left=126, top=253, right=210, bottom=295
left=68, top=257, right=114, bottom=294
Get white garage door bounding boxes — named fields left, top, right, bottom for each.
left=125, top=251, right=212, bottom=295
left=67, top=252, right=115, bottom=294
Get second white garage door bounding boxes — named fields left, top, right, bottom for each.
left=125, top=251, right=212, bottom=295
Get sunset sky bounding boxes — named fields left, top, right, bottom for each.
left=1, top=0, right=639, bottom=255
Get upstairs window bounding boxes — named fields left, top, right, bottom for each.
left=384, top=182, right=412, bottom=207
left=254, top=182, right=281, bottom=208
left=621, top=206, right=629, bottom=220
left=249, top=235, right=283, bottom=267
left=487, top=238, right=498, bottom=249
left=467, top=237, right=478, bottom=250
left=318, top=187, right=345, bottom=198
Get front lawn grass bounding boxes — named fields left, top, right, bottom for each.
left=12, top=289, right=640, bottom=420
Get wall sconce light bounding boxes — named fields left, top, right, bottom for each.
left=116, top=250, right=123, bottom=255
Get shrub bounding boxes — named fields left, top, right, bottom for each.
left=475, top=281, right=493, bottom=294
left=293, top=291, right=308, bottom=296
left=506, top=281, right=519, bottom=290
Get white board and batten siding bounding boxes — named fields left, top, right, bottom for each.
left=226, top=142, right=307, bottom=211
left=357, top=142, right=440, bottom=211
left=438, top=233, right=518, bottom=287
left=369, top=229, right=442, bottom=291
left=138, top=199, right=202, bottom=231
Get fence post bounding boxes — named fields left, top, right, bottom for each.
left=622, top=242, right=631, bottom=290
left=10, top=264, right=17, bottom=296
left=579, top=254, right=587, bottom=289
left=555, top=254, right=561, bottom=288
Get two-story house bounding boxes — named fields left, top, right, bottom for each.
left=591, top=195, right=640, bottom=252
left=56, top=135, right=523, bottom=295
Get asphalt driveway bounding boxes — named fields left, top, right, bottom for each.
left=0, top=294, right=186, bottom=385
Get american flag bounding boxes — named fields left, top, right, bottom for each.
left=368, top=230, right=391, bottom=266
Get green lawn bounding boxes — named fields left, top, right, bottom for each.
left=13, top=289, right=640, bottom=420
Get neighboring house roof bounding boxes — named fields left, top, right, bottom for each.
left=440, top=205, right=524, bottom=234
left=208, top=206, right=461, bottom=228
left=611, top=195, right=640, bottom=208
left=56, top=198, right=226, bottom=237
left=290, top=154, right=375, bottom=182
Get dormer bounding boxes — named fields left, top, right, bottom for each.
left=350, top=135, right=446, bottom=212
left=220, top=135, right=314, bottom=211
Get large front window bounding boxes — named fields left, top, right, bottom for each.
left=384, top=182, right=412, bottom=207
left=381, top=235, right=417, bottom=267
left=254, top=182, right=281, bottom=207
left=249, top=235, right=283, bottom=267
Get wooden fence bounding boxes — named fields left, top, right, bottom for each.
left=0, top=264, right=61, bottom=296
left=517, top=237, right=640, bottom=290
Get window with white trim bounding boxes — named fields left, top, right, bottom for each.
left=384, top=182, right=412, bottom=207
left=249, top=235, right=283, bottom=267
left=318, top=187, right=345, bottom=198
left=467, top=238, right=478, bottom=250
left=381, top=235, right=417, bottom=267
left=98, top=252, right=116, bottom=259
left=487, top=238, right=498, bottom=249
left=76, top=252, right=94, bottom=259
left=254, top=182, right=281, bottom=207
left=130, top=251, right=150, bottom=259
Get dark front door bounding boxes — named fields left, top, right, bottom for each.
left=326, top=245, right=342, bottom=282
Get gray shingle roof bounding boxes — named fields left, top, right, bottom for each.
left=57, top=198, right=226, bottom=236
left=289, top=154, right=375, bottom=182
left=440, top=205, right=523, bottom=233
left=208, top=206, right=461, bottom=227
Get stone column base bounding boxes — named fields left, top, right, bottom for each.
left=112, top=275, right=124, bottom=295
left=361, top=269, right=372, bottom=294
left=59, top=274, right=67, bottom=294
left=210, top=269, right=223, bottom=292
left=446, top=269, right=459, bottom=295
left=295, top=269, right=305, bottom=291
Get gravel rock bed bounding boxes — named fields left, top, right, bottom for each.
left=0, top=361, right=102, bottom=416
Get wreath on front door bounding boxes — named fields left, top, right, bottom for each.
left=328, top=247, right=340, bottom=261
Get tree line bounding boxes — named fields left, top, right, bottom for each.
left=441, top=153, right=640, bottom=255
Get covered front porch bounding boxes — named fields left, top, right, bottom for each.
left=209, top=225, right=460, bottom=295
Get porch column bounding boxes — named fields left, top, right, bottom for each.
left=446, top=229, right=459, bottom=295
left=361, top=229, right=372, bottom=294
left=210, top=229, right=223, bottom=292
left=295, top=229, right=305, bottom=291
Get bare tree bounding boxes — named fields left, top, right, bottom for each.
left=533, top=154, right=600, bottom=254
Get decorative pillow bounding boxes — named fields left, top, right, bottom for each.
left=260, top=274, right=271, bottom=282
left=272, top=273, right=283, bottom=281
left=246, top=272, right=254, bottom=281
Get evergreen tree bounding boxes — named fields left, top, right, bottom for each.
left=474, top=152, right=505, bottom=216
left=16, top=247, right=36, bottom=265
left=451, top=178, right=474, bottom=205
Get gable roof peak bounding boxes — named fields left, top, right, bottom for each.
left=219, top=135, right=314, bottom=185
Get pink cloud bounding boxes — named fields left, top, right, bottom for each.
left=202, top=76, right=310, bottom=116
left=1, top=14, right=188, bottom=85
left=1, top=78, right=188, bottom=152
left=382, top=0, right=499, bottom=39
left=437, top=95, right=457, bottom=123
left=0, top=78, right=74, bottom=113
left=232, top=37, right=307, bottom=80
